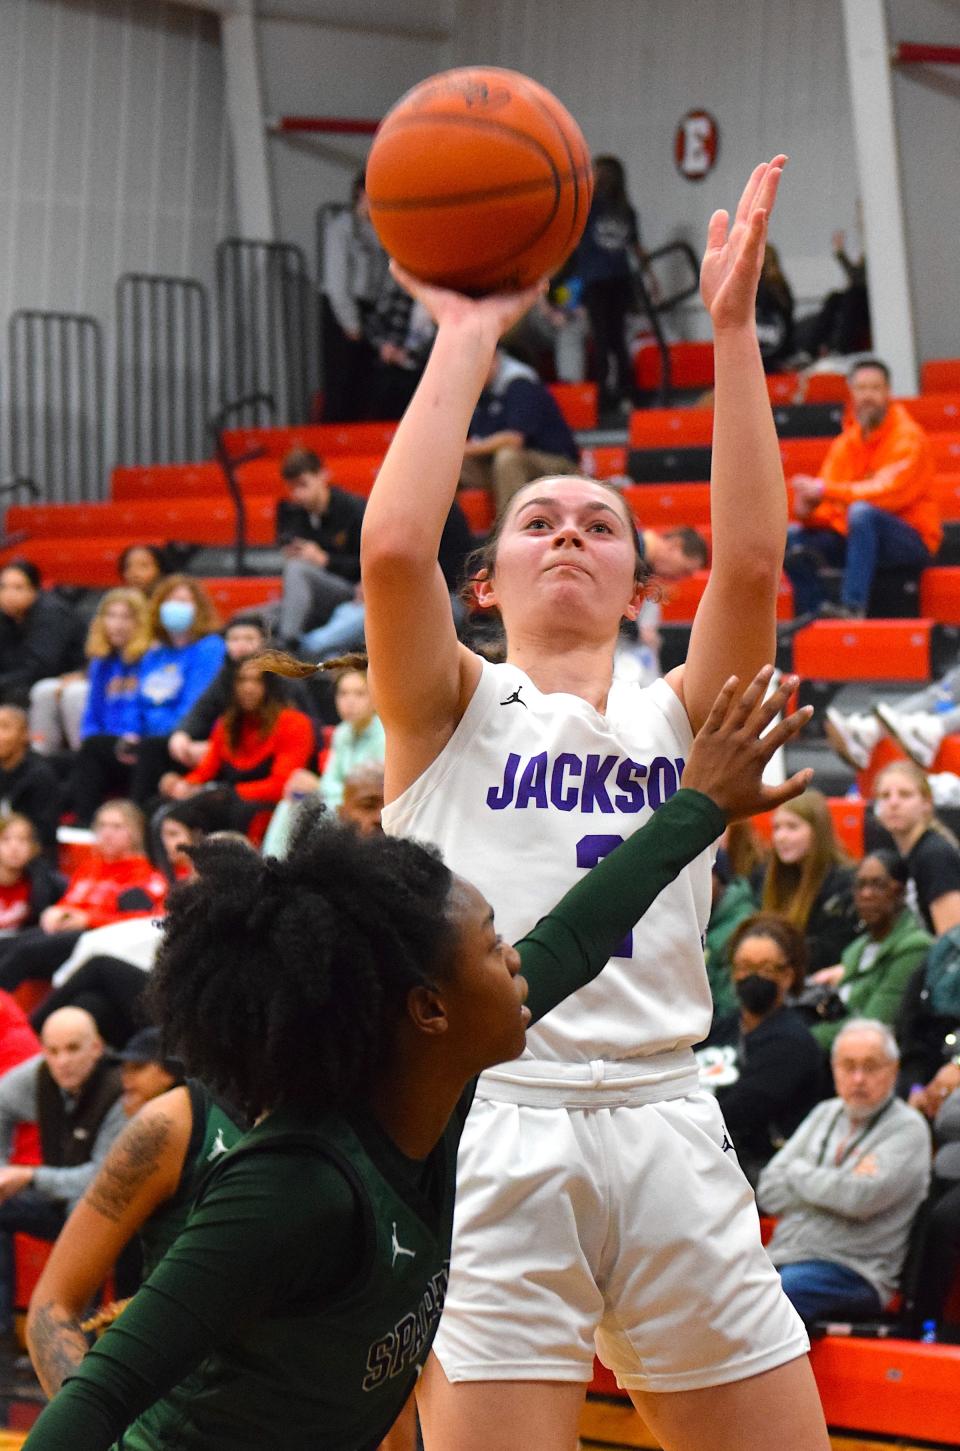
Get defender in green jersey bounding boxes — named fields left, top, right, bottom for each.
left=24, top=669, right=812, bottom=1451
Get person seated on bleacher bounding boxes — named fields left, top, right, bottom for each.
left=0, top=1006, right=126, bottom=1338
left=872, top=760, right=960, bottom=935
left=758, top=789, right=860, bottom=973
left=804, top=851, right=932, bottom=1055
left=25, top=1024, right=245, bottom=1396
left=697, top=914, right=822, bottom=1187
left=124, top=577, right=226, bottom=805
left=35, top=591, right=152, bottom=829
left=0, top=561, right=85, bottom=708
left=0, top=706, right=60, bottom=857
left=166, top=613, right=317, bottom=771
left=301, top=498, right=476, bottom=664
left=703, top=846, right=761, bottom=1020
left=0, top=815, right=64, bottom=937
left=0, top=801, right=167, bottom=996
left=908, top=1064, right=960, bottom=1342
left=757, top=1018, right=930, bottom=1327
left=261, top=758, right=385, bottom=860
left=275, top=448, right=365, bottom=653
left=897, top=930, right=960, bottom=1096
left=118, top=544, right=167, bottom=599
left=458, top=348, right=580, bottom=515
left=362, top=271, right=436, bottom=422
left=158, top=661, right=314, bottom=846
left=793, top=230, right=871, bottom=362
left=785, top=358, right=940, bottom=619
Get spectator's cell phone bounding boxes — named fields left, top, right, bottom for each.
left=277, top=530, right=296, bottom=548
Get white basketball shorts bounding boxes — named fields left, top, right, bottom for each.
left=433, top=1061, right=809, bottom=1393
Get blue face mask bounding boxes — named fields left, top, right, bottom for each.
left=159, top=599, right=196, bottom=634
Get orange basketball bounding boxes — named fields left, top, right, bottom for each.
left=366, top=67, right=593, bottom=295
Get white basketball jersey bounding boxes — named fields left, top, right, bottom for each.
left=382, top=660, right=716, bottom=1068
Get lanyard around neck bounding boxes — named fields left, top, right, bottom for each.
left=815, top=1096, right=895, bottom=1169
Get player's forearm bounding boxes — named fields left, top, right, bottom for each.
left=710, top=326, right=787, bottom=582
left=363, top=320, right=495, bottom=566
left=27, top=1296, right=88, bottom=1398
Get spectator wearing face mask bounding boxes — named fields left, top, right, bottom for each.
left=125, top=578, right=226, bottom=805
left=697, top=914, right=823, bottom=1186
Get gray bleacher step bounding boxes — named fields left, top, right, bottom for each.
left=784, top=739, right=856, bottom=798
left=187, top=546, right=284, bottom=575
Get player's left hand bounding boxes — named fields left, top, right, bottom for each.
left=700, top=156, right=786, bottom=332
left=389, top=260, right=546, bottom=345
left=683, top=665, right=813, bottom=821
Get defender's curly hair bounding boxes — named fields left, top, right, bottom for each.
left=147, top=806, right=456, bottom=1119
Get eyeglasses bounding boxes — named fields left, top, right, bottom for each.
left=833, top=1059, right=893, bottom=1075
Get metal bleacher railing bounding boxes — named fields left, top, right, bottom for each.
left=7, top=309, right=106, bottom=503
left=216, top=239, right=319, bottom=432
left=635, top=239, right=702, bottom=406
left=115, top=273, right=212, bottom=469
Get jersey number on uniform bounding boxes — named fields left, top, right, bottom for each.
left=576, top=835, right=633, bottom=959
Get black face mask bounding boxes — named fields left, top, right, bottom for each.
left=735, top=974, right=780, bottom=1016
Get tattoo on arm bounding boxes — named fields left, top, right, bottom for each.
left=85, top=1112, right=174, bottom=1223
left=29, top=1298, right=89, bottom=1398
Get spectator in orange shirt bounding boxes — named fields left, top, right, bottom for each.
left=785, top=359, right=939, bottom=618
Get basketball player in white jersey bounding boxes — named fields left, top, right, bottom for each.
left=362, top=157, right=829, bottom=1451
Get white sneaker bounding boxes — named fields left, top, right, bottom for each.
left=874, top=704, right=944, bottom=769
left=824, top=707, right=880, bottom=770
left=928, top=772, right=960, bottom=807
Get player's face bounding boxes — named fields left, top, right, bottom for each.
left=482, top=478, right=641, bottom=642
left=443, top=876, right=530, bottom=1070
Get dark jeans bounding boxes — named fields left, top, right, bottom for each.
left=785, top=502, right=931, bottom=613
left=0, top=928, right=81, bottom=993
left=777, top=1259, right=882, bottom=1325
left=71, top=735, right=132, bottom=826
left=0, top=1189, right=66, bottom=1330
left=583, top=275, right=635, bottom=405
left=31, top=955, right=150, bottom=1048
left=913, top=1179, right=960, bottom=1339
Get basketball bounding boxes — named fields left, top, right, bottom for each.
left=366, top=67, right=593, bottom=295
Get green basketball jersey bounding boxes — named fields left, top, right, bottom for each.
left=137, top=1081, right=244, bottom=1279
left=118, top=1101, right=463, bottom=1450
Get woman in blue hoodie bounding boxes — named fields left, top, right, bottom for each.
left=70, top=590, right=155, bottom=825
left=128, top=577, right=226, bottom=805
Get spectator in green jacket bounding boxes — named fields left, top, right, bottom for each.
left=807, top=851, right=932, bottom=1052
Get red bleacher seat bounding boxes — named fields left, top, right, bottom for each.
left=793, top=619, right=932, bottom=682
left=221, top=422, right=396, bottom=461
left=203, top=576, right=281, bottom=617
left=0, top=536, right=163, bottom=588
left=621, top=482, right=711, bottom=528
left=658, top=570, right=793, bottom=623
left=548, top=382, right=598, bottom=430
left=802, top=372, right=848, bottom=404
left=579, top=444, right=628, bottom=478
left=901, top=394, right=960, bottom=431
left=779, top=437, right=832, bottom=475
left=931, top=431, right=960, bottom=471
left=7, top=497, right=279, bottom=548
left=628, top=407, right=713, bottom=450
left=922, top=358, right=960, bottom=395
left=634, top=341, right=714, bottom=392
left=809, top=1336, right=960, bottom=1446
left=111, top=462, right=224, bottom=500
left=766, top=373, right=799, bottom=404
left=933, top=473, right=960, bottom=519
left=457, top=489, right=494, bottom=535
left=920, top=567, right=960, bottom=624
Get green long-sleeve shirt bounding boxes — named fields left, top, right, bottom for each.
left=25, top=787, right=724, bottom=1451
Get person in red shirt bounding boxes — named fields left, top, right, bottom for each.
left=0, top=801, right=166, bottom=994
left=159, top=661, right=314, bottom=845
left=0, top=815, right=64, bottom=936
left=785, top=358, right=939, bottom=617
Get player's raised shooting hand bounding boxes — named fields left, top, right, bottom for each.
left=389, top=260, right=545, bottom=344
left=683, top=666, right=813, bottom=821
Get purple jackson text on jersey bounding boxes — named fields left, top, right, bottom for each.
left=485, top=751, right=686, bottom=814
